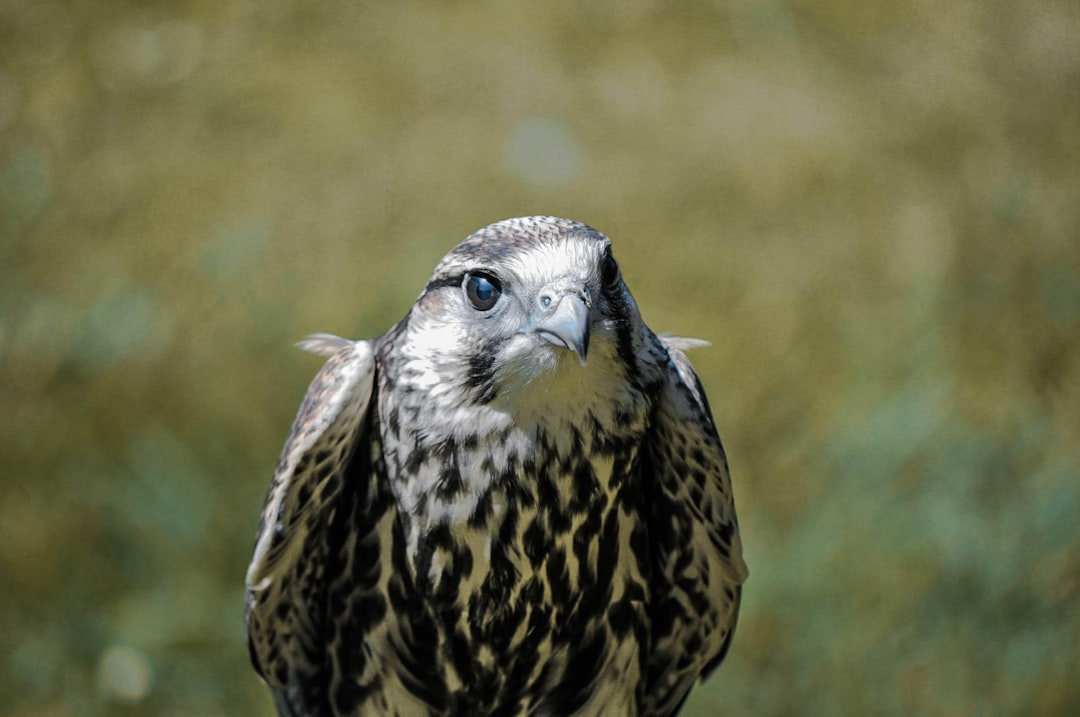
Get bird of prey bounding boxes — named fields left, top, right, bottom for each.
left=246, top=216, right=747, bottom=717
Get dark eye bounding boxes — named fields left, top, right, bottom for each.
left=600, top=250, right=621, bottom=290
left=464, top=272, right=502, bottom=311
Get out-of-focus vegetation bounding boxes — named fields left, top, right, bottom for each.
left=2, top=1, right=1078, bottom=714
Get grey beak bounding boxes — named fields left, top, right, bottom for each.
left=535, top=294, right=590, bottom=366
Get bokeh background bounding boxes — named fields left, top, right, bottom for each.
left=2, top=1, right=1078, bottom=715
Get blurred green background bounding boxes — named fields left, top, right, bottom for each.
left=2, top=1, right=1078, bottom=715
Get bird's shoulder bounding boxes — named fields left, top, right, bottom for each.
left=637, top=334, right=747, bottom=715
left=245, top=336, right=378, bottom=712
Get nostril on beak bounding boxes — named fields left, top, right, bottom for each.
left=534, top=293, right=591, bottom=366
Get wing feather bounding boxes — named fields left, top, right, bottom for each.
left=245, top=337, right=376, bottom=715
left=642, top=337, right=748, bottom=716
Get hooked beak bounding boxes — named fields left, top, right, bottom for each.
left=534, top=294, right=590, bottom=367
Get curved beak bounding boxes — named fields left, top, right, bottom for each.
left=535, top=294, right=590, bottom=366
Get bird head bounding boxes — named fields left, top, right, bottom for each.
left=393, top=216, right=647, bottom=414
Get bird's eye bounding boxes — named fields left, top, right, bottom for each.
left=600, top=250, right=621, bottom=290
left=464, top=272, right=502, bottom=311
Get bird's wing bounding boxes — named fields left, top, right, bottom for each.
left=641, top=337, right=748, bottom=716
left=245, top=337, right=376, bottom=716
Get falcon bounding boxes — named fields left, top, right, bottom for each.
left=246, top=216, right=747, bottom=716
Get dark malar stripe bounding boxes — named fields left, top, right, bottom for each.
left=466, top=349, right=498, bottom=403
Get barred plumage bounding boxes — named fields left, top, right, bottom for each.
left=246, top=216, right=747, bottom=716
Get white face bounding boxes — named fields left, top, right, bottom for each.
left=395, top=221, right=645, bottom=426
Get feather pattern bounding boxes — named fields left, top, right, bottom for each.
left=245, top=217, right=747, bottom=716
left=246, top=340, right=376, bottom=715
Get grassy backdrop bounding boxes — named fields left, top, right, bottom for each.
left=2, top=1, right=1078, bottom=715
